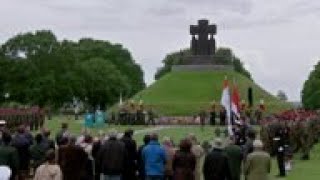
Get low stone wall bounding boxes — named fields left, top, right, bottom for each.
left=172, top=64, right=234, bottom=71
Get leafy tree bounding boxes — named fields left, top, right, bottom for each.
left=0, top=30, right=145, bottom=109
left=302, top=61, right=320, bottom=109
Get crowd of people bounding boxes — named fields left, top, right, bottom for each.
left=0, top=119, right=279, bottom=180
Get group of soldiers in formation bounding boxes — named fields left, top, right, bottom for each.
left=259, top=109, right=320, bottom=177
left=114, top=101, right=155, bottom=125
left=206, top=107, right=320, bottom=178
left=113, top=100, right=265, bottom=126
left=0, top=107, right=45, bottom=131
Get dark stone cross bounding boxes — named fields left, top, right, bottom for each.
left=190, top=19, right=217, bottom=55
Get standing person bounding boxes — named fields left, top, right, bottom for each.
left=12, top=125, right=32, bottom=180
left=29, top=134, right=46, bottom=170
left=147, top=108, right=155, bottom=126
left=138, top=135, right=151, bottom=180
left=203, top=138, right=231, bottom=180
left=162, top=137, right=176, bottom=180
left=188, top=134, right=204, bottom=180
left=41, top=128, right=55, bottom=151
left=34, top=150, right=62, bottom=180
left=142, top=133, right=166, bottom=180
left=210, top=101, right=216, bottom=126
left=58, top=136, right=88, bottom=180
left=199, top=109, right=207, bottom=130
left=219, top=107, right=226, bottom=126
left=243, top=130, right=256, bottom=161
left=244, top=140, right=271, bottom=180
left=79, top=135, right=94, bottom=180
left=122, top=129, right=138, bottom=180
left=224, top=137, right=243, bottom=180
left=172, top=139, right=196, bottom=180
left=55, top=123, right=69, bottom=147
left=0, top=132, right=19, bottom=180
left=92, top=131, right=106, bottom=180
left=97, top=130, right=127, bottom=180
left=273, top=126, right=286, bottom=177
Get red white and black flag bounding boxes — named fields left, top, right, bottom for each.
left=220, top=77, right=233, bottom=135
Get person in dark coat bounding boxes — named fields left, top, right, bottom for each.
left=121, top=129, right=138, bottom=180
left=219, top=107, right=226, bottom=126
left=92, top=136, right=104, bottom=180
left=172, top=138, right=196, bottom=180
left=97, top=130, right=127, bottom=180
left=138, top=134, right=151, bottom=180
left=41, top=128, right=55, bottom=151
left=203, top=138, right=231, bottom=180
left=29, top=133, right=46, bottom=169
left=224, top=137, right=243, bottom=180
left=58, top=136, right=88, bottom=180
left=56, top=123, right=69, bottom=147
left=12, top=125, right=32, bottom=180
left=0, top=131, right=19, bottom=180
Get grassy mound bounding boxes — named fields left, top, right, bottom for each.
left=133, top=71, right=291, bottom=116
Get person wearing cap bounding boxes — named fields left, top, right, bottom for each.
left=203, top=138, right=231, bottom=180
left=244, top=139, right=271, bottom=180
left=97, top=130, right=127, bottom=180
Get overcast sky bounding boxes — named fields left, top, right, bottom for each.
left=1, top=0, right=320, bottom=101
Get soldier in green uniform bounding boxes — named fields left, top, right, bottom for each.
left=209, top=101, right=216, bottom=126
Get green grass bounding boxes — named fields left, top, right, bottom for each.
left=42, top=115, right=146, bottom=136
left=131, top=71, right=291, bottom=116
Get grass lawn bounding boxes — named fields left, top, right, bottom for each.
left=128, top=71, right=291, bottom=116
left=42, top=115, right=147, bottom=136
left=42, top=117, right=320, bottom=180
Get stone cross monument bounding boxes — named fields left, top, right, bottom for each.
left=190, top=19, right=217, bottom=55
left=172, top=19, right=233, bottom=71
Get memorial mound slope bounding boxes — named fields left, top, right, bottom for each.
left=133, top=71, right=291, bottom=116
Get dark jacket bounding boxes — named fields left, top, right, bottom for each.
left=29, top=143, right=46, bottom=168
left=224, top=145, right=243, bottom=180
left=0, top=145, right=19, bottom=180
left=97, top=138, right=127, bottom=175
left=137, top=144, right=146, bottom=180
left=12, top=133, right=32, bottom=170
left=58, top=144, right=88, bottom=180
left=173, top=150, right=196, bottom=180
left=92, top=140, right=102, bottom=180
left=203, top=148, right=231, bottom=180
left=122, top=136, right=138, bottom=180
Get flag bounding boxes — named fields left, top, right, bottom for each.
left=220, top=78, right=233, bottom=136
left=231, top=82, right=241, bottom=119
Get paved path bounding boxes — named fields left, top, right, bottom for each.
left=133, top=126, right=173, bottom=135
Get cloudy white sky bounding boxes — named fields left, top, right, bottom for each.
left=1, top=0, right=320, bottom=101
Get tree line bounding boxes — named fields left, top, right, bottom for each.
left=0, top=30, right=145, bottom=110
left=302, top=61, right=320, bottom=109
